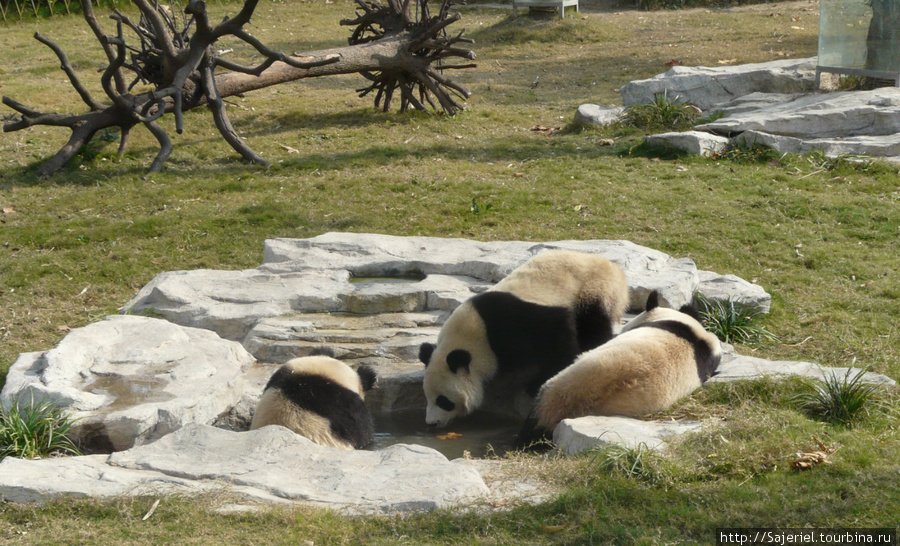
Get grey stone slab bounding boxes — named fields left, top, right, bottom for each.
left=697, top=88, right=900, bottom=139
left=121, top=268, right=350, bottom=342
left=108, top=424, right=490, bottom=513
left=715, top=91, right=807, bottom=117
left=712, top=353, right=897, bottom=386
left=574, top=104, right=626, bottom=127
left=262, top=233, right=703, bottom=312
left=0, top=315, right=255, bottom=452
left=120, top=234, right=725, bottom=346
left=0, top=455, right=213, bottom=503
left=553, top=415, right=703, bottom=454
left=644, top=130, right=731, bottom=157
left=0, top=425, right=491, bottom=513
left=697, top=270, right=771, bottom=313
left=620, top=57, right=817, bottom=111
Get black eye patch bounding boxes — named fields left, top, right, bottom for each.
left=436, top=395, right=456, bottom=412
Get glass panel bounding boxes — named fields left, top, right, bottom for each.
left=819, top=0, right=900, bottom=72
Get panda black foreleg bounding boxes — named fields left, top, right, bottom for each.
left=513, top=414, right=554, bottom=453
left=575, top=300, right=615, bottom=352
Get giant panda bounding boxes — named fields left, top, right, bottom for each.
left=249, top=348, right=378, bottom=450
left=517, top=290, right=722, bottom=446
left=418, top=249, right=629, bottom=428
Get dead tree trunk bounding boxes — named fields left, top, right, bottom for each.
left=2, top=0, right=474, bottom=177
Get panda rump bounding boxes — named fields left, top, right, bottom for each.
left=529, top=290, right=721, bottom=432
left=250, top=355, right=377, bottom=450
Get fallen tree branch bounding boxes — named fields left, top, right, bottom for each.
left=2, top=0, right=475, bottom=176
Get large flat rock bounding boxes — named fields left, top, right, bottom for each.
left=612, top=59, right=900, bottom=161
left=262, top=233, right=702, bottom=312
left=553, top=416, right=703, bottom=454
left=712, top=353, right=897, bottom=386
left=0, top=315, right=255, bottom=452
left=732, top=129, right=900, bottom=160
left=696, top=87, right=900, bottom=139
left=122, top=233, right=768, bottom=348
left=620, top=57, right=817, bottom=111
left=0, top=424, right=490, bottom=513
left=0, top=454, right=218, bottom=503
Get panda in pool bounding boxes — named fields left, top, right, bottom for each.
left=250, top=347, right=378, bottom=450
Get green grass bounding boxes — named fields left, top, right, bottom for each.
left=694, top=292, right=778, bottom=344
left=1, top=0, right=899, bottom=542
left=792, top=367, right=890, bottom=427
left=0, top=394, right=82, bottom=461
left=624, top=90, right=702, bottom=131
left=589, top=443, right=673, bottom=486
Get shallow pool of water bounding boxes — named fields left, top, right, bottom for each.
left=370, top=409, right=522, bottom=459
left=349, top=275, right=426, bottom=285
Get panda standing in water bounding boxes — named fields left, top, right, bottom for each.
left=418, top=249, right=629, bottom=428
left=250, top=347, right=377, bottom=450
left=517, top=290, right=722, bottom=447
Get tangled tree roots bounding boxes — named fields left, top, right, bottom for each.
left=342, top=0, right=474, bottom=114
left=1, top=0, right=474, bottom=176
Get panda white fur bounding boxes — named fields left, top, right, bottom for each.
left=418, top=249, right=629, bottom=427
left=250, top=348, right=377, bottom=450
left=522, top=290, right=721, bottom=441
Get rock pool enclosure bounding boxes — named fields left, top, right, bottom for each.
left=0, top=233, right=894, bottom=511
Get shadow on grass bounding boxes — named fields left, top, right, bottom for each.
left=3, top=129, right=670, bottom=188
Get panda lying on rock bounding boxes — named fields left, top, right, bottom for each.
left=419, top=249, right=630, bottom=428
left=516, top=290, right=722, bottom=448
left=250, top=347, right=377, bottom=450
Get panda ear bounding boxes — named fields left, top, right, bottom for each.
left=356, top=366, right=378, bottom=391
left=309, top=346, right=336, bottom=358
left=645, top=291, right=660, bottom=312
left=419, top=343, right=435, bottom=367
left=678, top=302, right=703, bottom=323
left=446, top=350, right=471, bottom=374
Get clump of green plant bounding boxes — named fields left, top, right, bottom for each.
left=831, top=74, right=896, bottom=91
left=0, top=394, right=82, bottom=461
left=590, top=443, right=671, bottom=486
left=696, top=110, right=725, bottom=124
left=693, top=293, right=777, bottom=344
left=792, top=367, right=885, bottom=427
left=624, top=91, right=701, bottom=131
left=718, top=139, right=782, bottom=164
left=470, top=198, right=493, bottom=214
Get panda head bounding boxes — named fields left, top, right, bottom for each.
left=418, top=303, right=496, bottom=427
left=283, top=349, right=378, bottom=399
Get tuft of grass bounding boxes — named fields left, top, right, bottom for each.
left=624, top=91, right=701, bottom=131
left=792, top=367, right=886, bottom=427
left=718, top=140, right=783, bottom=163
left=802, top=149, right=873, bottom=172
left=694, top=293, right=778, bottom=345
left=590, top=443, right=672, bottom=486
left=0, top=393, right=82, bottom=461
left=696, top=110, right=725, bottom=124
left=470, top=198, right=493, bottom=214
